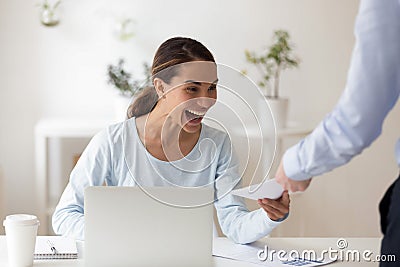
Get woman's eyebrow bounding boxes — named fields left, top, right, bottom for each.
left=184, top=79, right=219, bottom=85
left=184, top=80, right=202, bottom=85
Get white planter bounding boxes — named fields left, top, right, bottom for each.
left=113, top=94, right=133, bottom=122
left=266, top=97, right=289, bottom=129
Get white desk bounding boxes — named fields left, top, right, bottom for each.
left=0, top=236, right=381, bottom=266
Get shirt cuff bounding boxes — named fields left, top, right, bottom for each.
left=258, top=208, right=286, bottom=227
left=283, top=144, right=312, bottom=181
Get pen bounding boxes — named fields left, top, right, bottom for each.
left=47, top=240, right=57, bottom=254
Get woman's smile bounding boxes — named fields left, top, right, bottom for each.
left=183, top=108, right=207, bottom=126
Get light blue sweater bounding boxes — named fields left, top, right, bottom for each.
left=52, top=118, right=283, bottom=244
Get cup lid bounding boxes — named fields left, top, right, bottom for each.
left=3, top=214, right=40, bottom=227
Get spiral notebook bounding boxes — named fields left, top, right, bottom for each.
left=34, top=236, right=78, bottom=260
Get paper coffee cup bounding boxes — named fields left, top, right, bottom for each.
left=3, top=214, right=40, bottom=267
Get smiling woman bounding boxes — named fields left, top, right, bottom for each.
left=147, top=61, right=218, bottom=136
left=52, top=37, right=290, bottom=244
left=127, top=37, right=216, bottom=119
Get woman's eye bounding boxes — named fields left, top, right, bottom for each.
left=208, top=85, right=217, bottom=91
left=186, top=87, right=198, bottom=93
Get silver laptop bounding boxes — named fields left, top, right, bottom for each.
left=84, top=186, right=214, bottom=267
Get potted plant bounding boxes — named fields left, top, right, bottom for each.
left=107, top=59, right=151, bottom=121
left=38, top=0, right=61, bottom=27
left=243, top=30, right=300, bottom=128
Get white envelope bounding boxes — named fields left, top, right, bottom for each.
left=231, top=178, right=284, bottom=200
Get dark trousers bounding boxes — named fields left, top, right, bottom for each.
left=379, top=173, right=400, bottom=266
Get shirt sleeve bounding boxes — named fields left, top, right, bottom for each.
left=52, top=128, right=112, bottom=240
left=213, top=134, right=285, bottom=244
left=283, top=0, right=400, bottom=181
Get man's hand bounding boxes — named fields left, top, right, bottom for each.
left=275, top=160, right=312, bottom=192
left=258, top=191, right=290, bottom=221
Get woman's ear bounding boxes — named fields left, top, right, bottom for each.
left=153, top=78, right=165, bottom=99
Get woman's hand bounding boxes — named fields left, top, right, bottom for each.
left=257, top=191, right=290, bottom=221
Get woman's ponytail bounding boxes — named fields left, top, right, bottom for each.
left=127, top=86, right=158, bottom=119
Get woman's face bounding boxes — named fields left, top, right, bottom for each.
left=157, top=61, right=218, bottom=134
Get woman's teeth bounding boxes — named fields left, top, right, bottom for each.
left=186, top=109, right=206, bottom=117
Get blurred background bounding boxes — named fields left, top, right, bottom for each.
left=1, top=0, right=399, bottom=237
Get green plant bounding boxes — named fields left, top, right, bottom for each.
left=117, top=18, right=136, bottom=41
left=244, top=30, right=300, bottom=98
left=107, top=59, right=151, bottom=97
left=38, top=0, right=61, bottom=26
left=41, top=0, right=61, bottom=11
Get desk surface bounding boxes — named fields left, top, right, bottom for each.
left=0, top=236, right=381, bottom=266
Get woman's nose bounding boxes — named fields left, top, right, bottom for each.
left=196, top=97, right=216, bottom=108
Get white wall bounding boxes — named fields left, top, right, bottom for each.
left=2, top=0, right=398, bottom=237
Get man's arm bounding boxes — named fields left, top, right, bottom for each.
left=277, top=0, right=400, bottom=190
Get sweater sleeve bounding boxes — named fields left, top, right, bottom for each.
left=52, top=128, right=112, bottom=240
left=213, top=134, right=284, bottom=244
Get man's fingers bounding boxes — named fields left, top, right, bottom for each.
left=275, top=160, right=290, bottom=190
left=281, top=182, right=290, bottom=191
left=281, top=191, right=290, bottom=206
left=288, top=183, right=300, bottom=192
left=275, top=158, right=313, bottom=193
left=288, top=179, right=312, bottom=192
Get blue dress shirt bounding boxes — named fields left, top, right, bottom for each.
left=283, top=0, right=400, bottom=180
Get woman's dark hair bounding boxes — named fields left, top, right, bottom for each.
left=127, top=37, right=215, bottom=118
